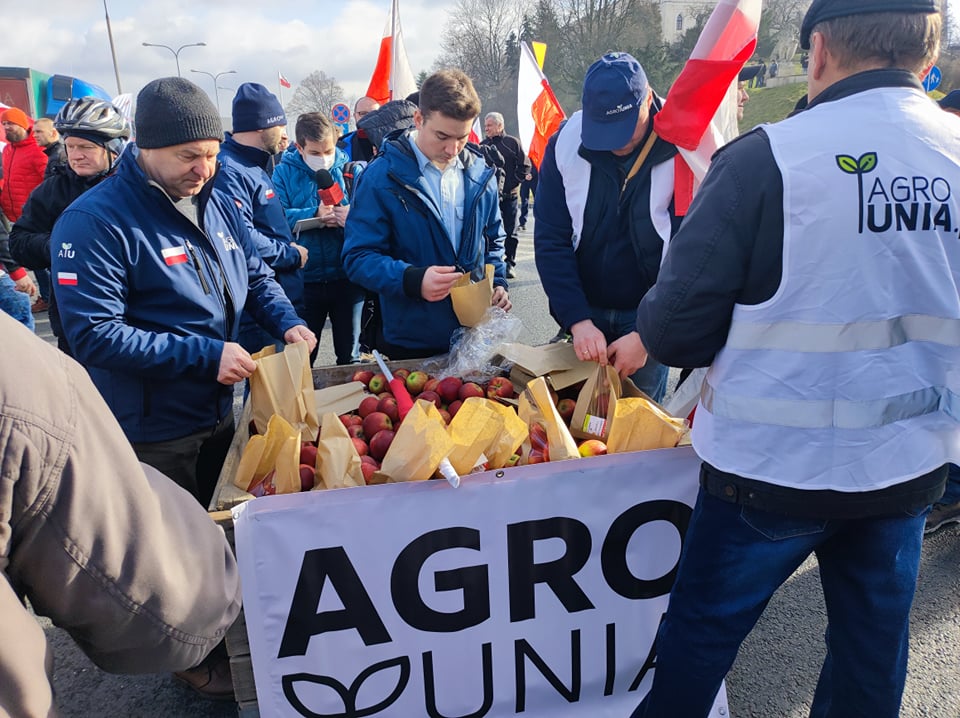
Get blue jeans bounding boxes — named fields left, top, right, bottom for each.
left=0, top=273, right=34, bottom=331
left=631, top=488, right=927, bottom=718
left=302, top=279, right=364, bottom=365
left=589, top=305, right=668, bottom=402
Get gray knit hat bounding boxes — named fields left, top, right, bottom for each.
left=135, top=77, right=224, bottom=149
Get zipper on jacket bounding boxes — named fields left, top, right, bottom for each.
left=185, top=240, right=212, bottom=294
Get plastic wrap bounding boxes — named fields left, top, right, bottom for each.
left=424, top=306, right=524, bottom=381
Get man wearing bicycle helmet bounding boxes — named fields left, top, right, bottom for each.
left=10, top=97, right=129, bottom=354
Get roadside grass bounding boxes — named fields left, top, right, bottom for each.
left=739, top=81, right=808, bottom=132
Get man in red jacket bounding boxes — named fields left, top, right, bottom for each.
left=0, top=107, right=45, bottom=303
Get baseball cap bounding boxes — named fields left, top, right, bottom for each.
left=580, top=52, right=649, bottom=152
left=800, top=0, right=939, bottom=49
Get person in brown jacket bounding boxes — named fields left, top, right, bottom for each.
left=0, top=311, right=243, bottom=717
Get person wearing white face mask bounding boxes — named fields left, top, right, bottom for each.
left=273, top=112, right=365, bottom=365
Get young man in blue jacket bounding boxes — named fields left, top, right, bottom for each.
left=342, top=69, right=511, bottom=359
left=216, top=82, right=307, bottom=354
left=534, top=53, right=681, bottom=401
left=51, top=77, right=316, bottom=508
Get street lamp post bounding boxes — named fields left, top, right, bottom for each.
left=191, top=69, right=237, bottom=116
left=142, top=41, right=207, bottom=77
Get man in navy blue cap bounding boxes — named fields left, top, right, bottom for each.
left=534, top=52, right=681, bottom=401
left=217, top=82, right=308, bottom=354
left=630, top=1, right=955, bottom=716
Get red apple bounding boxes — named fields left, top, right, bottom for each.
left=300, top=443, right=318, bottom=467
left=347, top=424, right=366, bottom=440
left=438, top=408, right=452, bottom=424
left=360, top=455, right=380, bottom=484
left=486, top=376, right=515, bottom=400
left=405, top=371, right=429, bottom=395
left=378, top=395, right=400, bottom=423
left=358, top=395, right=380, bottom=418
left=418, top=390, right=442, bottom=408
left=458, top=381, right=484, bottom=400
left=447, top=399, right=463, bottom=418
left=368, top=373, right=388, bottom=394
left=339, top=413, right=355, bottom=428
left=423, top=377, right=440, bottom=394
left=352, top=369, right=375, bottom=387
left=351, top=437, right=369, bottom=456
left=249, top=469, right=277, bottom=497
left=437, top=376, right=463, bottom=403
left=578, top=439, right=608, bottom=457
left=362, top=411, right=393, bottom=439
left=393, top=368, right=411, bottom=380
left=556, top=398, right=577, bottom=423
left=299, top=464, right=316, bottom=491
left=368, top=429, right=396, bottom=461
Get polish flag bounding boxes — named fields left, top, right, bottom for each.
left=366, top=0, right=417, bottom=105
left=279, top=73, right=292, bottom=89
left=516, top=41, right=565, bottom=170
left=653, top=0, right=761, bottom=214
left=265, top=188, right=275, bottom=199
left=162, top=246, right=189, bottom=266
left=57, top=272, right=78, bottom=286
left=468, top=117, right=482, bottom=145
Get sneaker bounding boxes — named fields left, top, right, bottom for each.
left=173, top=656, right=235, bottom=702
left=924, top=501, right=960, bottom=534
left=31, top=298, right=50, bottom=313
left=506, top=265, right=516, bottom=279
left=518, top=223, right=526, bottom=231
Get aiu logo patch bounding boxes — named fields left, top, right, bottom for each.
left=837, top=151, right=954, bottom=234
left=57, top=242, right=75, bottom=259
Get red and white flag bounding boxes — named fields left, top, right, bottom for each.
left=366, top=0, right=417, bottom=105
left=57, top=272, right=78, bottom=286
left=468, top=117, right=482, bottom=144
left=162, top=246, right=189, bottom=266
left=279, top=72, right=292, bottom=89
left=516, top=41, right=565, bottom=170
left=653, top=0, right=761, bottom=214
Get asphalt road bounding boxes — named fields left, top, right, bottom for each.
left=29, top=223, right=960, bottom=717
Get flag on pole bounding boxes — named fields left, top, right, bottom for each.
left=468, top=117, right=482, bottom=144
left=279, top=72, right=292, bottom=89
left=653, top=0, right=761, bottom=214
left=517, top=41, right=565, bottom=170
left=366, top=0, right=418, bottom=105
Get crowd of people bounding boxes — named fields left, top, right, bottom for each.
left=1, top=0, right=959, bottom=714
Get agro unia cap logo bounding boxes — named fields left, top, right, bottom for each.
left=837, top=151, right=955, bottom=235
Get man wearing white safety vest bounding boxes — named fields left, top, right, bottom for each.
left=630, top=1, right=960, bottom=716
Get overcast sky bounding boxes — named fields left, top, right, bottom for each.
left=1, top=0, right=444, bottom=116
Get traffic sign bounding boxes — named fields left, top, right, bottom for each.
left=923, top=65, right=942, bottom=92
left=331, top=102, right=350, bottom=124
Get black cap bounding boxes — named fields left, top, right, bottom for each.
left=135, top=77, right=223, bottom=149
left=739, top=65, right=761, bottom=83
left=800, top=0, right=940, bottom=49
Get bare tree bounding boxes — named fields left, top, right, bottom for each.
left=757, top=0, right=812, bottom=61
left=284, top=70, right=345, bottom=121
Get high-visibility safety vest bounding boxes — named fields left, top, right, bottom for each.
left=693, top=86, right=960, bottom=491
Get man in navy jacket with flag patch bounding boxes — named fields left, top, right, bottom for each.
left=52, top=77, right=316, bottom=507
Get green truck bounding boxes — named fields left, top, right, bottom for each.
left=0, top=66, right=112, bottom=120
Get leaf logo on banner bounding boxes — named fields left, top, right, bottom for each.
left=836, top=151, right=878, bottom=233
left=282, top=656, right=411, bottom=717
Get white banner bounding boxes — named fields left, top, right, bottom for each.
left=235, top=446, right=729, bottom=717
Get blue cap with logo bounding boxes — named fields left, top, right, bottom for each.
left=580, top=52, right=649, bottom=152
left=232, top=82, right=287, bottom=133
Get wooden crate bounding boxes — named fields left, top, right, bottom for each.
left=208, top=358, right=428, bottom=714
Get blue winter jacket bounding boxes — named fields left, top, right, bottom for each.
left=342, top=131, right=507, bottom=353
left=216, top=135, right=305, bottom=318
left=51, top=148, right=305, bottom=443
left=272, top=145, right=350, bottom=284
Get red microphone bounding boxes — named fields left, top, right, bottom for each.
left=315, top=169, right=344, bottom=206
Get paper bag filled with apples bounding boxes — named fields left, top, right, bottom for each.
left=376, top=399, right=455, bottom=483
left=316, top=411, right=365, bottom=490
left=518, top=376, right=580, bottom=464
left=233, top=414, right=304, bottom=497
left=570, top=363, right=621, bottom=442
left=606, top=397, right=688, bottom=453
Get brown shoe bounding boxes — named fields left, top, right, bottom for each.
left=173, top=656, right=235, bottom=702
left=31, top=298, right=49, bottom=313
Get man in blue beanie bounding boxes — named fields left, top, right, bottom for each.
left=217, top=82, right=308, bottom=354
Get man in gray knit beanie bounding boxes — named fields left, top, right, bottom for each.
left=51, top=76, right=317, bottom=702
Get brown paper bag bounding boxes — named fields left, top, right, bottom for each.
left=450, top=264, right=493, bottom=327
left=235, top=413, right=302, bottom=495
left=606, top=398, right=687, bottom=453
left=518, top=376, right=580, bottom=463
left=570, top=363, right=621, bottom=442
left=378, top=399, right=455, bottom=482
left=316, top=411, right=365, bottom=490
left=446, top=398, right=503, bottom=474
left=484, top=401, right=529, bottom=468
left=249, top=341, right=319, bottom=442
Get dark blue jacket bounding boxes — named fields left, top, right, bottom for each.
left=272, top=145, right=350, bottom=284
left=51, top=148, right=304, bottom=442
left=342, top=132, right=507, bottom=353
left=216, top=135, right=304, bottom=314
left=534, top=99, right=681, bottom=332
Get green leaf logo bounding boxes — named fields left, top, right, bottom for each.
left=61, top=243, right=72, bottom=250
left=836, top=151, right=879, bottom=233
left=836, top=154, right=859, bottom=173
left=858, top=152, right=877, bottom=172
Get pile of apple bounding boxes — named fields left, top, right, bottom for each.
left=341, top=368, right=518, bottom=483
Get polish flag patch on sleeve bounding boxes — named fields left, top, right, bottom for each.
left=162, top=246, right=189, bottom=266
left=57, top=272, right=78, bottom=286
left=265, top=188, right=275, bottom=199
